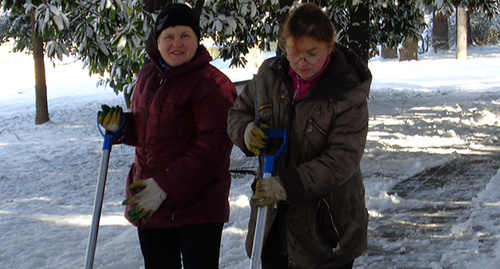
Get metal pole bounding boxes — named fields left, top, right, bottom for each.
left=84, top=148, right=111, bottom=269
left=249, top=130, right=288, bottom=269
left=249, top=172, right=271, bottom=269
left=84, top=112, right=124, bottom=269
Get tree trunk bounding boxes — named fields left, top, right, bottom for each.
left=277, top=0, right=295, bottom=56
left=133, top=0, right=170, bottom=109
left=144, top=0, right=170, bottom=55
left=31, top=11, right=49, bottom=125
left=193, top=0, right=205, bottom=18
left=144, top=0, right=156, bottom=55
left=466, top=10, right=472, bottom=46
left=381, top=45, right=398, bottom=59
left=348, top=2, right=370, bottom=64
left=456, top=6, right=467, bottom=60
left=432, top=11, right=449, bottom=52
left=399, top=37, right=418, bottom=61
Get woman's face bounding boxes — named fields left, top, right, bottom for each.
left=286, top=36, right=332, bottom=79
left=157, top=25, right=198, bottom=67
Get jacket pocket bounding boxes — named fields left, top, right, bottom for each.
left=258, top=102, right=273, bottom=121
left=308, top=118, right=327, bottom=136
left=303, top=118, right=328, bottom=157
left=317, top=198, right=340, bottom=248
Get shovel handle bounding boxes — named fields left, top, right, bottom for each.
left=250, top=129, right=288, bottom=269
left=85, top=112, right=126, bottom=269
left=262, top=129, right=288, bottom=175
left=85, top=148, right=110, bottom=269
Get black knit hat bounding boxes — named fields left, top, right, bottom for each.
left=154, top=3, right=200, bottom=44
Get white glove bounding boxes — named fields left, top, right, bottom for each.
left=122, top=178, right=167, bottom=221
left=252, top=176, right=287, bottom=207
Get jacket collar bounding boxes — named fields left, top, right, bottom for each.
left=288, top=56, right=331, bottom=102
left=270, top=44, right=372, bottom=101
left=159, top=57, right=172, bottom=71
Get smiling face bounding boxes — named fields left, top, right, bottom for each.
left=157, top=25, right=198, bottom=67
left=286, top=36, right=332, bottom=79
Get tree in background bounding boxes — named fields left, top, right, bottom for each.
left=427, top=0, right=500, bottom=59
left=0, top=0, right=66, bottom=124
left=455, top=0, right=500, bottom=59
left=470, top=10, right=500, bottom=46
left=432, top=8, right=450, bottom=52
left=204, top=0, right=426, bottom=64
left=347, top=1, right=370, bottom=62
left=71, top=0, right=152, bottom=107
left=3, top=0, right=481, bottom=121
left=1, top=0, right=152, bottom=115
left=368, top=0, right=425, bottom=61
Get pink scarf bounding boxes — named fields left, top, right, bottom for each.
left=289, top=56, right=331, bottom=102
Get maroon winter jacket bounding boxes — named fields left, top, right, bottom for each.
left=121, top=46, right=237, bottom=228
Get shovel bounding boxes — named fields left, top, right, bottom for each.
left=84, top=112, right=125, bottom=269
left=249, top=129, right=288, bottom=269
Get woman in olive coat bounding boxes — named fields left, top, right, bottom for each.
left=227, top=3, right=371, bottom=268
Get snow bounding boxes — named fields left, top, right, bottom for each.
left=1, top=44, right=500, bottom=268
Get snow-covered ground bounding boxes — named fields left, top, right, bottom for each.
left=0, top=43, right=499, bottom=269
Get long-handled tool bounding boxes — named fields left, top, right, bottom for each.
left=249, top=129, right=288, bottom=269
left=84, top=112, right=125, bottom=269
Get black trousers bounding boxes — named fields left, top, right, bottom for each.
left=138, top=223, right=223, bottom=269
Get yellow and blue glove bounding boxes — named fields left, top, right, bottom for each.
left=98, top=104, right=123, bottom=133
left=122, top=178, right=167, bottom=221
left=244, top=122, right=269, bottom=156
left=252, top=176, right=287, bottom=207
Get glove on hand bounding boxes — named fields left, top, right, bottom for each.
left=98, top=104, right=123, bottom=133
left=244, top=122, right=269, bottom=156
left=252, top=176, right=287, bottom=207
left=122, top=178, right=167, bottom=221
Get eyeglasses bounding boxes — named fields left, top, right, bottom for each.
left=286, top=47, right=329, bottom=64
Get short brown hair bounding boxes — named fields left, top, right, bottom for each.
left=281, top=3, right=336, bottom=51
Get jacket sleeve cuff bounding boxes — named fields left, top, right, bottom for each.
left=279, top=168, right=305, bottom=203
left=113, top=112, right=137, bottom=146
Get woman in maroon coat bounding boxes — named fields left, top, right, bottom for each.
left=108, top=3, right=236, bottom=268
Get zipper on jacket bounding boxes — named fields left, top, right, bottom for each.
left=308, top=118, right=328, bottom=136
left=137, top=79, right=163, bottom=182
left=141, top=92, right=156, bottom=165
left=292, top=75, right=302, bottom=102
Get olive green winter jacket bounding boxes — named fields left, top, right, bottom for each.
left=227, top=44, right=371, bottom=269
